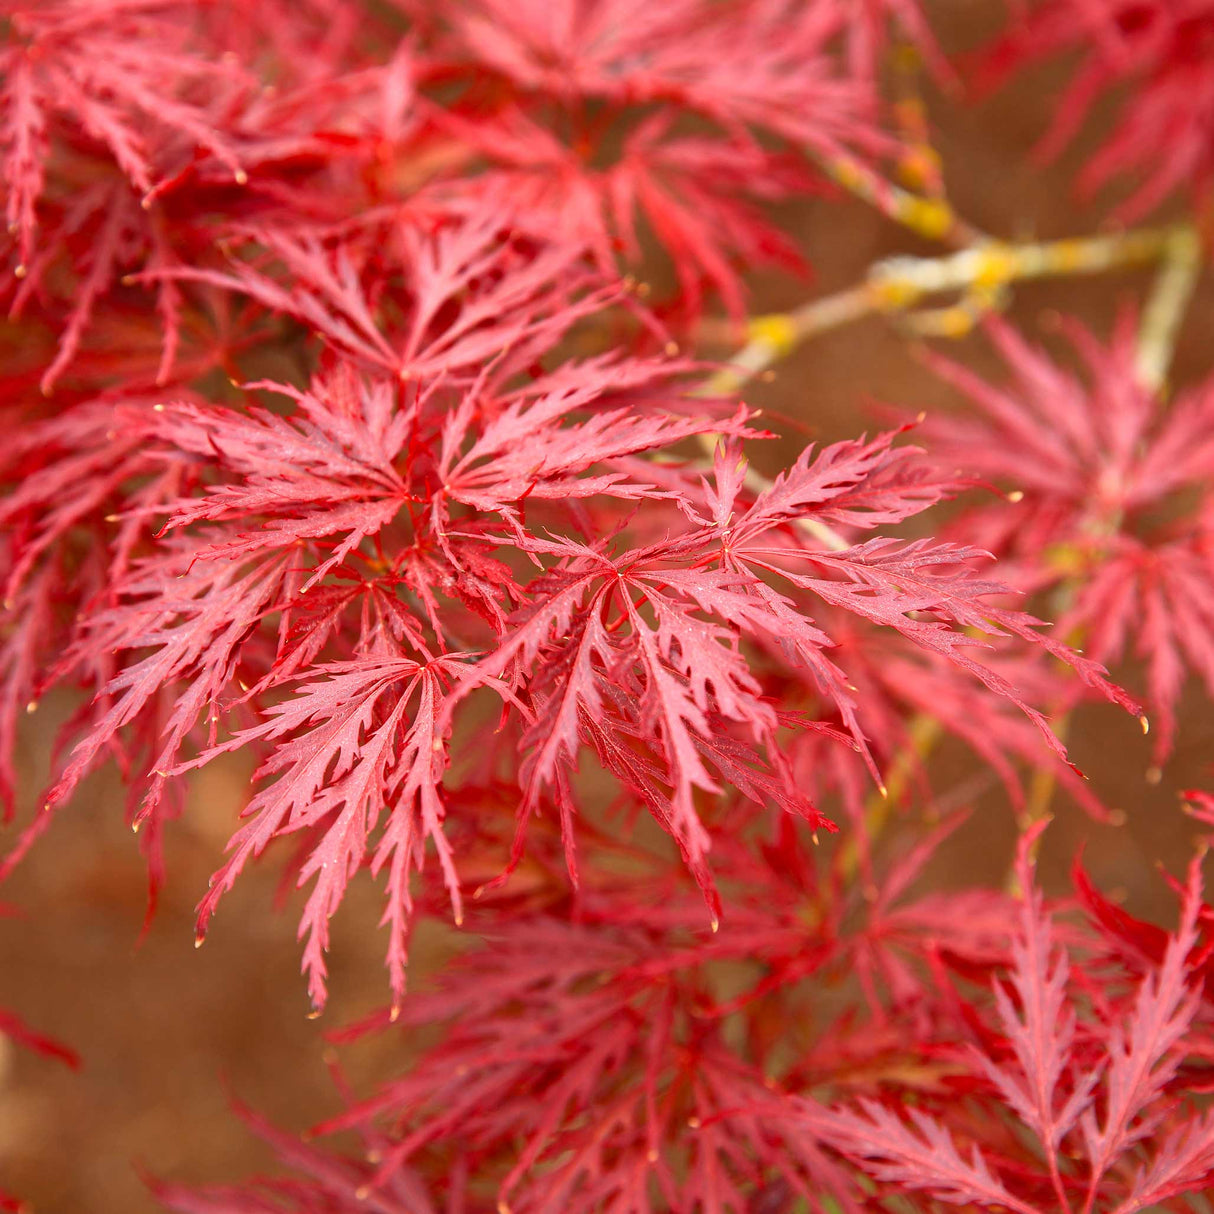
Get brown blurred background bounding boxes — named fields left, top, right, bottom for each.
left=3, top=5, right=1214, bottom=1210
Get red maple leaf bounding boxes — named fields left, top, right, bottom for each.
left=981, top=0, right=1214, bottom=217
left=921, top=316, right=1213, bottom=762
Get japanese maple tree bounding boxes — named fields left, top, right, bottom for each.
left=4, top=2, right=1214, bottom=1212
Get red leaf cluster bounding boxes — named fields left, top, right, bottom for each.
left=920, top=316, right=1214, bottom=765
left=155, top=823, right=1214, bottom=1214
left=4, top=5, right=1214, bottom=1214
left=983, top=0, right=1214, bottom=217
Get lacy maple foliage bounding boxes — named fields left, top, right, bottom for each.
left=4, top=2, right=1214, bottom=1212
left=921, top=316, right=1214, bottom=767
left=982, top=0, right=1214, bottom=217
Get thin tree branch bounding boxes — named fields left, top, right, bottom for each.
left=1135, top=225, right=1202, bottom=394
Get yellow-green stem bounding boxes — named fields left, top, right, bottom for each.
left=837, top=715, right=943, bottom=884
